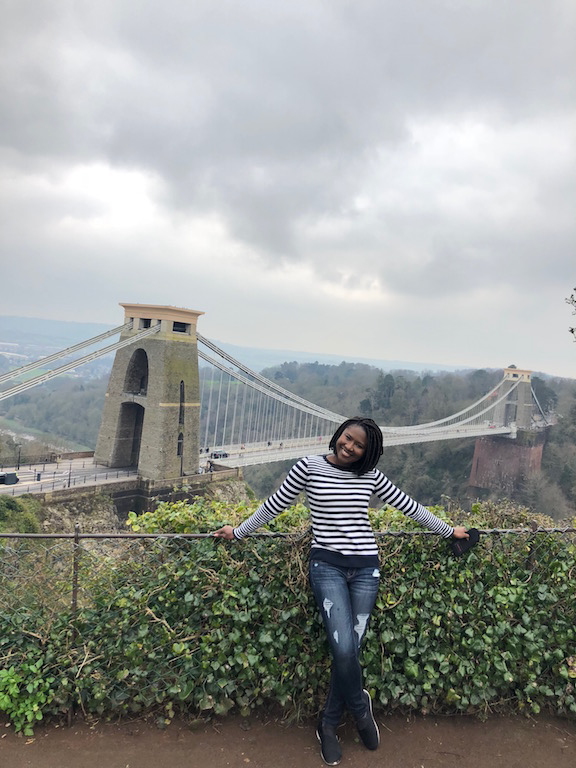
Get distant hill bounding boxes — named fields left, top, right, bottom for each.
left=213, top=340, right=471, bottom=375
left=0, top=315, right=473, bottom=375
left=0, top=316, right=115, bottom=349
left=0, top=316, right=119, bottom=379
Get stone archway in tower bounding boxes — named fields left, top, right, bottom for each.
left=114, top=402, right=145, bottom=467
left=124, top=348, right=149, bottom=395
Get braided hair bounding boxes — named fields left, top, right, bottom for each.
left=328, top=417, right=384, bottom=475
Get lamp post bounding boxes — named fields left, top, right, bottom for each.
left=16, top=444, right=21, bottom=471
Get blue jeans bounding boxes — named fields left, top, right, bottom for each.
left=309, top=559, right=380, bottom=727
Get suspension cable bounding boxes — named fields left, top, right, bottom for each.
left=0, top=322, right=133, bottom=385
left=0, top=324, right=160, bottom=403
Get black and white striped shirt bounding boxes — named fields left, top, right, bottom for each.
left=233, top=455, right=454, bottom=567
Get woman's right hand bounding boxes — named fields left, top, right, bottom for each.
left=213, top=525, right=235, bottom=540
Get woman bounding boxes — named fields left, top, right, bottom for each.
left=214, top=417, right=469, bottom=766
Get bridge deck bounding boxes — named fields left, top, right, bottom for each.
left=208, top=425, right=514, bottom=468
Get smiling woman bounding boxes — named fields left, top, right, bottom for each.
left=330, top=423, right=366, bottom=466
left=213, top=416, right=470, bottom=766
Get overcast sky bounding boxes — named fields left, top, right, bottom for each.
left=1, top=0, right=575, bottom=378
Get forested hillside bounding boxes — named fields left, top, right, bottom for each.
left=244, top=362, right=575, bottom=520
left=0, top=377, right=108, bottom=456
left=1, top=362, right=575, bottom=519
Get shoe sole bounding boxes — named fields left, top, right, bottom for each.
left=361, top=689, right=380, bottom=749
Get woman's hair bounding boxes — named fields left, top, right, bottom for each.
left=328, top=417, right=384, bottom=475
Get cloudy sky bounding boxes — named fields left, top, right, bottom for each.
left=1, top=0, right=575, bottom=377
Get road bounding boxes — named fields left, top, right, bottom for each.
left=0, top=457, right=137, bottom=497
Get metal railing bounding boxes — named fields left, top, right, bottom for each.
left=1, top=526, right=574, bottom=615
left=1, top=527, right=574, bottom=723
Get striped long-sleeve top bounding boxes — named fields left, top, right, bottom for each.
left=233, top=455, right=455, bottom=567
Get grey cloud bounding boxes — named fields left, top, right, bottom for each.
left=5, top=2, right=572, bottom=163
left=1, top=0, right=575, bottom=339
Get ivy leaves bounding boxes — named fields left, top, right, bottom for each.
left=0, top=659, right=54, bottom=736
left=1, top=498, right=575, bottom=733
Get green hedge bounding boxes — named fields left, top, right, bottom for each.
left=0, top=499, right=575, bottom=734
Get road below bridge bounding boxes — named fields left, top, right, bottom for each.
left=0, top=457, right=138, bottom=498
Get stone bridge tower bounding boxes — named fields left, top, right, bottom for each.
left=491, top=367, right=534, bottom=429
left=95, top=303, right=204, bottom=481
left=469, top=367, right=547, bottom=495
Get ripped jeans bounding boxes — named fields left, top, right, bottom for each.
left=309, top=559, right=380, bottom=727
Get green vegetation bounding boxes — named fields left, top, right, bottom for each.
left=1, top=498, right=575, bottom=733
left=0, top=417, right=92, bottom=454
left=0, top=660, right=55, bottom=736
left=0, top=377, right=107, bottom=455
left=0, top=495, right=42, bottom=533
left=248, top=363, right=576, bottom=519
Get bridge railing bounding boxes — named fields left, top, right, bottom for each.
left=0, top=466, right=139, bottom=497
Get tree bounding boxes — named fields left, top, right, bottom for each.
left=371, top=373, right=395, bottom=411
left=531, top=376, right=558, bottom=415
left=359, top=398, right=373, bottom=416
left=566, top=288, right=576, bottom=341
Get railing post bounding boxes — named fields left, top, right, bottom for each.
left=71, top=522, right=80, bottom=616
left=525, top=519, right=538, bottom=571
left=68, top=522, right=80, bottom=726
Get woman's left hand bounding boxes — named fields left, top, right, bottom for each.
left=452, top=526, right=469, bottom=539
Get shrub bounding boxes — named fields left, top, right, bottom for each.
left=0, top=658, right=55, bottom=736
left=0, top=498, right=575, bottom=732
left=0, top=495, right=42, bottom=533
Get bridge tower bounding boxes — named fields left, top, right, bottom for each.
left=492, top=367, right=534, bottom=429
left=95, top=303, right=204, bottom=481
left=469, top=367, right=546, bottom=495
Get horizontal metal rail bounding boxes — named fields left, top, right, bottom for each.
left=1, top=527, right=574, bottom=540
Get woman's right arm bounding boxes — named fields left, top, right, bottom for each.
left=212, top=458, right=309, bottom=541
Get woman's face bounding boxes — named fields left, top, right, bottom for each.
left=332, top=423, right=367, bottom=466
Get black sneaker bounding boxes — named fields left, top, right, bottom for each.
left=316, top=721, right=342, bottom=766
left=356, top=689, right=380, bottom=750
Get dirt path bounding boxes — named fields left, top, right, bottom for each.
left=2, top=714, right=576, bottom=768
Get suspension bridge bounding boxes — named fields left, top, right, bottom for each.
left=0, top=304, right=547, bottom=478
left=194, top=334, right=545, bottom=468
